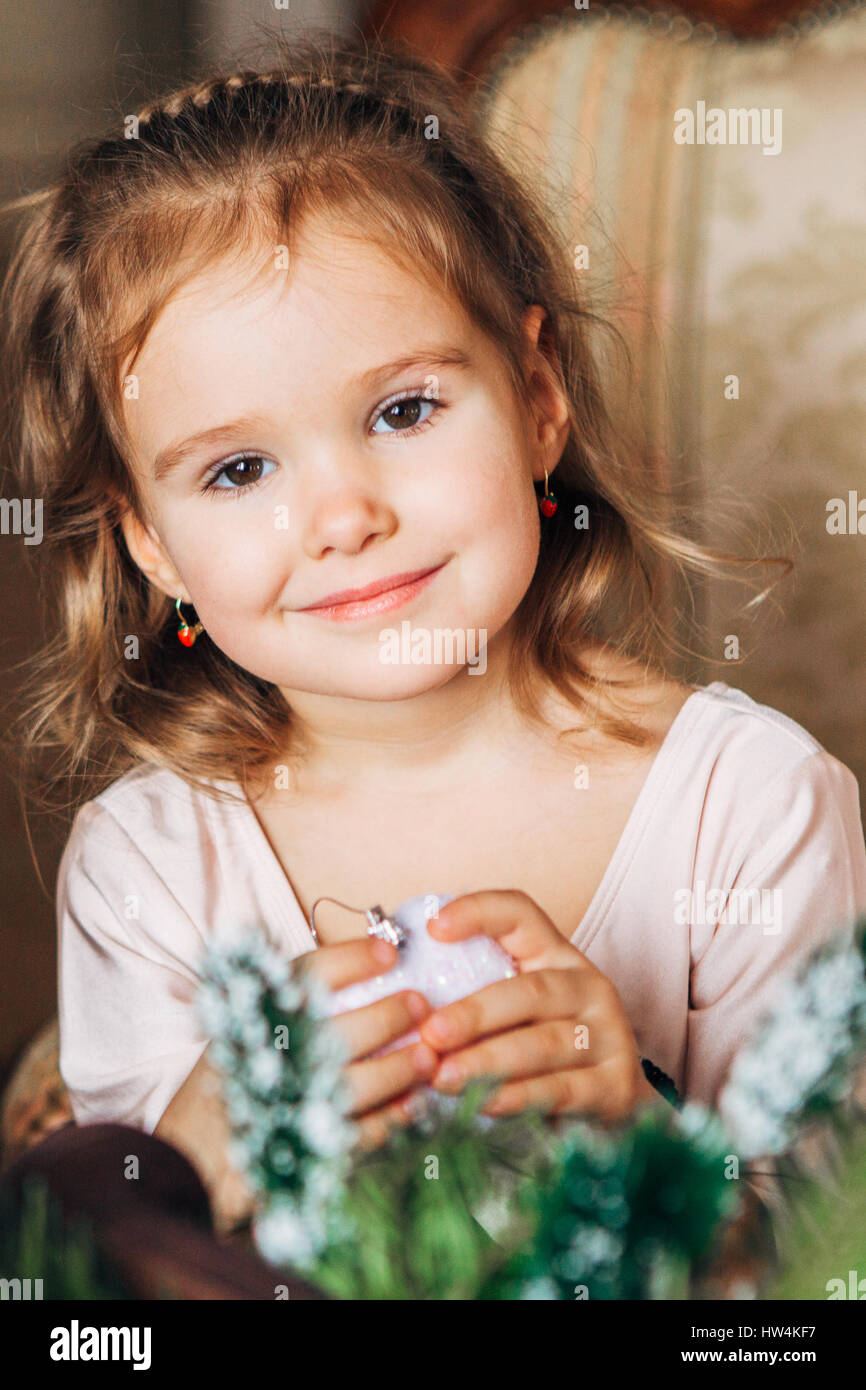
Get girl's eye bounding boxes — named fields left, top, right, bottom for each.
left=199, top=389, right=441, bottom=498
left=202, top=454, right=277, bottom=498
left=370, top=389, right=441, bottom=437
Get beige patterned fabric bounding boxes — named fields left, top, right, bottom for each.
left=0, top=1018, right=73, bottom=1167
left=476, top=2, right=866, bottom=814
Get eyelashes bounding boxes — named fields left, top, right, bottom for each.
left=199, top=386, right=444, bottom=500
left=369, top=386, right=440, bottom=438
left=200, top=453, right=275, bottom=500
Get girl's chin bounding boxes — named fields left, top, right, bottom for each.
left=273, top=663, right=482, bottom=702
left=337, top=666, right=479, bottom=699
left=234, top=616, right=495, bottom=692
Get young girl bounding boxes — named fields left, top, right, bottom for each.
left=3, top=35, right=865, bottom=1236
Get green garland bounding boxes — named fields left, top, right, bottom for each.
left=489, top=1105, right=737, bottom=1300
left=5, top=914, right=865, bottom=1301
left=193, top=915, right=866, bottom=1300
left=767, top=1121, right=866, bottom=1300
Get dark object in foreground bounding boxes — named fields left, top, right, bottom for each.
left=0, top=1121, right=328, bottom=1300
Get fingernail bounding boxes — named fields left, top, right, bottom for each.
left=424, top=1014, right=452, bottom=1043
left=373, top=940, right=396, bottom=964
left=412, top=1044, right=437, bottom=1074
left=407, top=992, right=430, bottom=1021
left=435, top=1059, right=462, bottom=1087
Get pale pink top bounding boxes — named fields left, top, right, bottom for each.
left=56, top=681, right=866, bottom=1137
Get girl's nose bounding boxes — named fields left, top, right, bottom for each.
left=301, top=486, right=397, bottom=560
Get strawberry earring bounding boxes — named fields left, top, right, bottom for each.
left=539, top=468, right=558, bottom=517
left=175, top=596, right=204, bottom=647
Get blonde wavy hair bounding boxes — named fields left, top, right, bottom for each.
left=0, top=31, right=790, bottom=843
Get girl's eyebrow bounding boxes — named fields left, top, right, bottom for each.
left=153, top=416, right=272, bottom=483
left=354, top=347, right=473, bottom=392
left=152, top=349, right=472, bottom=482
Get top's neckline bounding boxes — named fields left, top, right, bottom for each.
left=229, top=683, right=721, bottom=956
left=569, top=683, right=718, bottom=951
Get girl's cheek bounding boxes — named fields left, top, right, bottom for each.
left=169, top=535, right=282, bottom=630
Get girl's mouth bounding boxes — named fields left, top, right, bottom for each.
left=297, top=562, right=447, bottom=623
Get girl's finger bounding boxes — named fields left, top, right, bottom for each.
left=353, top=1093, right=417, bottom=1153
left=479, top=1059, right=641, bottom=1127
left=327, top=989, right=432, bottom=1063
left=425, top=889, right=585, bottom=970
left=419, top=967, right=615, bottom=1053
left=293, top=936, right=398, bottom=991
left=342, top=1039, right=438, bottom=1117
left=429, top=1018, right=588, bottom=1095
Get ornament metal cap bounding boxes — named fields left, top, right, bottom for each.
left=308, top=896, right=408, bottom=949
left=363, top=905, right=408, bottom=949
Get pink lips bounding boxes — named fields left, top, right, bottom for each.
left=297, top=563, right=446, bottom=622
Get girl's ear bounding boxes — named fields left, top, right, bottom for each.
left=520, top=304, right=571, bottom=483
left=119, top=505, right=189, bottom=603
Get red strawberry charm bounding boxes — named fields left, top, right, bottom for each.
left=540, top=493, right=558, bottom=517
left=177, top=619, right=203, bottom=647
left=175, top=597, right=204, bottom=647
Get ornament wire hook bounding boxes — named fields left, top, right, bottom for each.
left=308, top=896, right=408, bottom=949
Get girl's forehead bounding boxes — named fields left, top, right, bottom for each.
left=118, top=225, right=492, bottom=466
left=130, top=225, right=470, bottom=374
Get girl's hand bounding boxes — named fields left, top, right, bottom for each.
left=416, top=890, right=661, bottom=1125
left=294, top=937, right=439, bottom=1152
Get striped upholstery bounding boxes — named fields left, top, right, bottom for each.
left=475, top=1, right=866, bottom=806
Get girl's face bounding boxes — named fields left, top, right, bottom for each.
left=119, top=214, right=569, bottom=702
